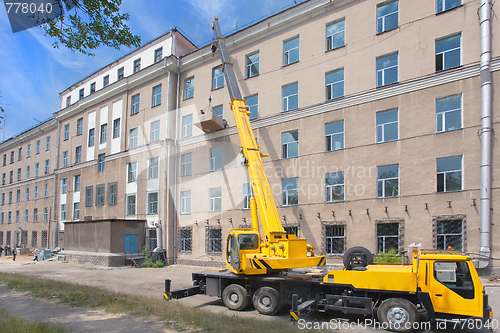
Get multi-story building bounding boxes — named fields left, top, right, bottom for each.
left=0, top=0, right=498, bottom=269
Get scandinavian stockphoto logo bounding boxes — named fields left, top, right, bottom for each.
left=3, top=0, right=78, bottom=33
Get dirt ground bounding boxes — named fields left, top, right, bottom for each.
left=1, top=254, right=499, bottom=333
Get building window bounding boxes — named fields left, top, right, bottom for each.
left=210, top=147, right=223, bottom=171
left=66, top=96, right=71, bottom=107
left=103, top=75, right=109, bottom=87
left=117, top=66, right=124, bottom=80
left=25, top=188, right=30, bottom=201
left=212, top=66, right=224, bottom=90
left=133, top=58, right=141, bottom=73
left=61, top=178, right=67, bottom=194
left=43, top=208, right=48, bottom=222
left=26, top=166, right=30, bottom=179
left=182, top=114, right=192, bottom=138
left=18, top=148, right=22, bottom=160
left=16, top=190, right=20, bottom=202
left=377, top=1, right=398, bottom=34
left=85, top=186, right=93, bottom=206
left=150, top=120, right=160, bottom=142
left=152, top=85, right=162, bottom=106
left=24, top=209, right=28, bottom=223
left=73, top=203, right=80, bottom=220
left=184, top=77, right=194, bottom=100
left=35, top=163, right=39, bottom=177
left=9, top=170, right=13, bottom=183
left=436, top=219, right=463, bottom=251
left=437, top=156, right=462, bottom=192
left=88, top=128, right=95, bottom=147
left=17, top=168, right=21, bottom=181
left=325, top=69, right=344, bottom=100
left=243, top=184, right=251, bottom=210
left=100, top=124, right=107, bottom=143
left=2, top=154, right=5, bottom=166
left=246, top=52, right=259, bottom=78
left=64, top=124, right=70, bottom=140
left=26, top=144, right=31, bottom=158
left=377, top=222, right=399, bottom=253
left=90, top=82, right=96, bottom=94
left=44, top=160, right=50, bottom=174
left=326, top=19, right=345, bottom=51
left=376, top=109, right=398, bottom=143
left=33, top=209, right=38, bottom=223
left=79, top=88, right=84, bottom=100
left=97, top=153, right=105, bottom=172
left=376, top=53, right=398, bottom=87
left=129, top=128, right=138, bottom=148
left=209, top=187, right=222, bottom=212
left=10, top=151, right=14, bottom=163
left=74, top=175, right=81, bottom=192
left=149, top=157, right=159, bottom=179
left=44, top=184, right=49, bottom=198
left=75, top=146, right=82, bottom=163
left=181, top=153, right=192, bottom=176
left=436, top=94, right=462, bottom=132
left=282, top=178, right=298, bottom=206
left=60, top=204, right=66, bottom=221
left=113, top=118, right=121, bottom=139
left=437, top=0, right=462, bottom=13
left=283, top=36, right=299, bottom=65
left=35, top=141, right=40, bottom=154
left=126, top=194, right=136, bottom=216
left=325, top=172, right=344, bottom=202
left=34, top=186, right=38, bottom=200
left=436, top=34, right=461, bottom=72
left=245, top=94, right=258, bottom=120
left=282, top=83, right=298, bottom=112
left=282, top=130, right=299, bottom=159
left=2, top=173, right=4, bottom=185
left=62, top=151, right=68, bottom=167
left=213, top=105, right=223, bottom=119
left=325, top=120, right=344, bottom=151
left=127, top=163, right=137, bottom=183
left=130, top=94, right=140, bottom=115
left=108, top=183, right=117, bottom=205
left=8, top=213, right=11, bottom=224
left=147, top=191, right=158, bottom=215
left=324, top=224, right=345, bottom=255
left=96, top=185, right=105, bottom=206
left=180, top=190, right=191, bottom=214
left=377, top=164, right=399, bottom=198
left=76, top=118, right=83, bottom=136
left=179, top=227, right=192, bottom=252
left=207, top=226, right=222, bottom=254
left=2, top=193, right=4, bottom=205
left=46, top=136, right=51, bottom=150
left=154, top=47, right=163, bottom=62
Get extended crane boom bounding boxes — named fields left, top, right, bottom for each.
left=211, top=18, right=325, bottom=275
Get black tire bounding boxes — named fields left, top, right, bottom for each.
left=222, top=284, right=250, bottom=311
left=252, top=286, right=281, bottom=315
left=377, top=298, right=419, bottom=332
left=343, top=246, right=373, bottom=270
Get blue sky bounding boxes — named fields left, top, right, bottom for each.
left=0, top=0, right=298, bottom=141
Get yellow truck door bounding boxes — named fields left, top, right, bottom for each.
left=429, top=260, right=482, bottom=317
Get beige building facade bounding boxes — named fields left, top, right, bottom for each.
left=0, top=0, right=498, bottom=269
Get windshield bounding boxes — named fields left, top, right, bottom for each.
left=238, top=234, right=259, bottom=250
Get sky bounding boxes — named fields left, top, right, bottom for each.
left=0, top=0, right=299, bottom=141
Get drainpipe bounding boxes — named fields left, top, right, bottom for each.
left=478, top=0, right=492, bottom=269
left=52, top=120, right=61, bottom=249
left=162, top=67, right=172, bottom=253
left=173, top=58, right=180, bottom=263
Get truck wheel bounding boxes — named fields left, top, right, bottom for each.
left=377, top=298, right=419, bottom=332
left=343, top=246, right=373, bottom=270
left=252, top=286, right=281, bottom=315
left=222, top=284, right=250, bottom=311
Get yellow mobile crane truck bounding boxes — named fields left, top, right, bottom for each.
left=165, top=18, right=492, bottom=332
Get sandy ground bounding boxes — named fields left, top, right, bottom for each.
left=0, top=254, right=499, bottom=332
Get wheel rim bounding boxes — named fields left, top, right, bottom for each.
left=387, top=306, right=410, bottom=326
left=259, top=295, right=272, bottom=309
left=227, top=292, right=240, bottom=306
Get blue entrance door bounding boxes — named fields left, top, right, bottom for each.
left=124, top=233, right=138, bottom=254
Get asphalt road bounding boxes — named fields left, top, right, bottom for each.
left=0, top=254, right=499, bottom=332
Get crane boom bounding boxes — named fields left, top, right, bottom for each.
left=212, top=18, right=325, bottom=275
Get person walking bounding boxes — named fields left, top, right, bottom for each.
left=0, top=245, right=3, bottom=257
left=32, top=248, right=39, bottom=261
left=12, top=247, right=17, bottom=261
